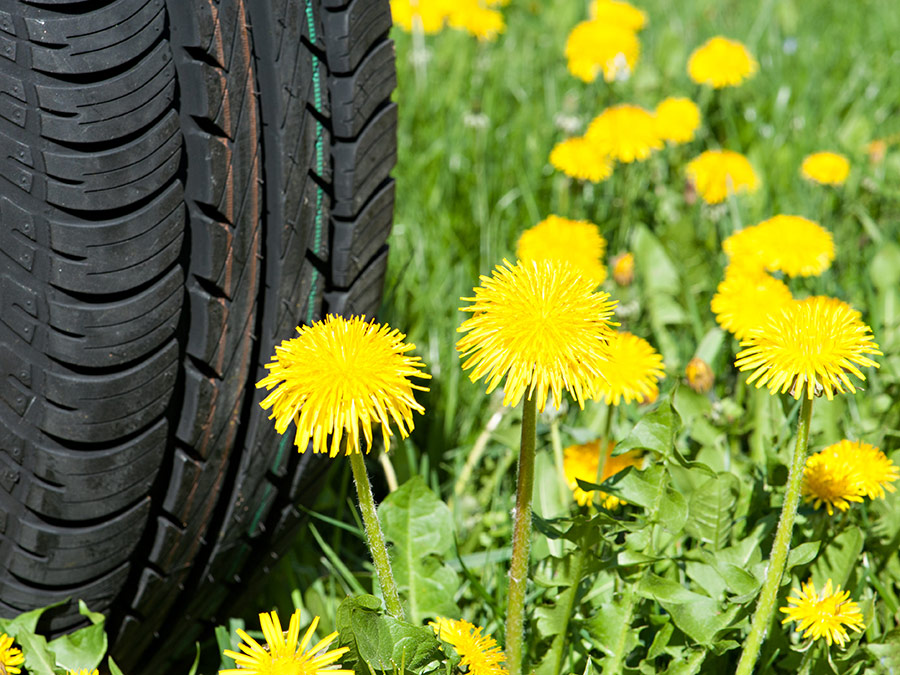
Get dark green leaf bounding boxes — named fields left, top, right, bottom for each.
left=615, top=400, right=682, bottom=459
left=647, top=620, right=674, bottom=660
left=864, top=629, right=900, bottom=671
left=658, top=487, right=688, bottom=535
left=17, top=630, right=57, bottom=675
left=0, top=601, right=61, bottom=635
left=811, top=527, right=863, bottom=589
left=216, top=624, right=237, bottom=671
left=685, top=473, right=740, bottom=550
left=48, top=620, right=106, bottom=672
left=109, top=656, right=126, bottom=675
left=604, top=464, right=666, bottom=510
left=784, top=541, right=821, bottom=580
left=638, top=574, right=738, bottom=645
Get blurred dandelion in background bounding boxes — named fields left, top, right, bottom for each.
left=688, top=36, right=758, bottom=88
left=654, top=97, right=701, bottom=144
left=516, top=215, right=607, bottom=286
left=685, top=149, right=760, bottom=204
left=594, top=331, right=665, bottom=406
left=801, top=151, right=851, bottom=185
left=549, top=136, right=614, bottom=182
left=586, top=104, right=662, bottom=163
left=563, top=440, right=644, bottom=509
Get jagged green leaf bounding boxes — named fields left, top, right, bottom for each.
left=685, top=472, right=740, bottom=550
left=615, top=399, right=682, bottom=459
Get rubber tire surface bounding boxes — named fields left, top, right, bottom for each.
left=0, top=0, right=396, bottom=671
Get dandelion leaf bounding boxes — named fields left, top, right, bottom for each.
left=811, top=526, right=864, bottom=590
left=614, top=398, right=681, bottom=459
left=684, top=472, right=740, bottom=550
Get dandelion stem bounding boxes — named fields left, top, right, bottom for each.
left=349, top=450, right=405, bottom=619
left=736, top=394, right=814, bottom=675
left=505, top=394, right=538, bottom=675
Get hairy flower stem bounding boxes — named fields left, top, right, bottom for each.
left=505, top=395, right=538, bottom=675
left=736, top=394, right=814, bottom=675
left=349, top=450, right=405, bottom=619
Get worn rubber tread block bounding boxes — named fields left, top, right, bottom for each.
left=322, top=0, right=391, bottom=74
left=35, top=40, right=176, bottom=144
left=331, top=102, right=397, bottom=218
left=45, top=267, right=182, bottom=368
left=8, top=499, right=150, bottom=585
left=330, top=39, right=395, bottom=139
left=44, top=109, right=182, bottom=212
left=23, top=420, right=166, bottom=520
left=325, top=245, right=388, bottom=318
left=331, top=179, right=393, bottom=287
left=24, top=0, right=165, bottom=77
left=46, top=183, right=185, bottom=294
left=41, top=340, right=178, bottom=443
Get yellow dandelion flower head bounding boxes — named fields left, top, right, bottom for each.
left=687, top=36, right=758, bottom=88
left=456, top=259, right=618, bottom=412
left=549, top=136, right=614, bottom=183
left=654, top=97, right=701, bottom=144
left=221, top=611, right=351, bottom=675
left=390, top=0, right=451, bottom=33
left=516, top=215, right=607, bottom=287
left=803, top=444, right=866, bottom=515
left=0, top=633, right=24, bottom=675
left=724, top=216, right=834, bottom=278
left=685, top=356, right=714, bottom=393
left=595, top=331, right=665, bottom=406
left=586, top=104, right=663, bottom=163
left=686, top=150, right=760, bottom=204
left=447, top=0, right=505, bottom=40
left=849, top=440, right=899, bottom=499
left=430, top=618, right=507, bottom=675
left=565, top=20, right=640, bottom=83
left=257, top=315, right=431, bottom=457
left=589, top=0, right=648, bottom=30
left=67, top=671, right=100, bottom=675
left=801, top=151, right=850, bottom=186
left=711, top=267, right=794, bottom=341
left=563, top=440, right=643, bottom=509
left=799, top=296, right=862, bottom=323
left=611, top=252, right=635, bottom=286
left=780, top=578, right=865, bottom=647
left=735, top=300, right=881, bottom=400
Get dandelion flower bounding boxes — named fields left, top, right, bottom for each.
left=801, top=152, right=850, bottom=186
left=735, top=300, right=881, bottom=400
left=563, top=440, right=643, bottom=509
left=586, top=104, right=663, bottom=163
left=780, top=579, right=865, bottom=647
left=799, top=296, right=862, bottom=323
left=803, top=444, right=866, bottom=515
left=516, top=215, right=607, bottom=287
left=257, top=315, right=430, bottom=457
left=448, top=1, right=505, bottom=40
left=654, top=97, right=701, bottom=144
left=549, top=136, right=613, bottom=183
left=594, top=331, right=665, bottom=405
left=611, top=252, right=635, bottom=285
left=851, top=441, right=899, bottom=499
left=685, top=357, right=714, bottom=393
left=221, top=611, right=351, bottom=675
left=390, top=0, right=451, bottom=33
left=686, top=150, right=759, bottom=204
left=711, top=268, right=794, bottom=341
left=565, top=20, right=640, bottom=83
left=457, top=259, right=618, bottom=411
left=589, top=0, right=647, bottom=30
left=430, top=618, right=507, bottom=675
left=0, top=633, right=23, bottom=675
left=723, top=216, right=834, bottom=278
left=688, top=36, right=758, bottom=88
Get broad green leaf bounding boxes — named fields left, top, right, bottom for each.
left=109, top=656, right=126, bottom=675
left=615, top=400, right=682, bottom=459
left=588, top=597, right=639, bottom=659
left=864, top=629, right=900, bottom=671
left=17, top=629, right=57, bottom=675
left=647, top=620, right=674, bottom=660
left=633, top=225, right=681, bottom=295
left=784, top=541, right=821, bottom=580
left=870, top=241, right=900, bottom=290
left=0, top=602, right=60, bottom=635
left=713, top=562, right=760, bottom=598
left=380, top=476, right=460, bottom=624
left=604, top=464, right=666, bottom=510
left=811, top=526, right=864, bottom=589
left=658, top=487, right=688, bottom=535
left=637, top=574, right=738, bottom=645
left=695, top=328, right=725, bottom=365
left=78, top=600, right=105, bottom=626
left=48, top=620, right=106, bottom=672
left=662, top=647, right=707, bottom=674
left=685, top=472, right=740, bottom=550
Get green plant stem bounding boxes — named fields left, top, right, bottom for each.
left=546, top=547, right=586, bottom=675
left=505, top=395, right=538, bottom=675
left=549, top=418, right=569, bottom=505
left=736, top=394, right=814, bottom=675
left=349, top=450, right=405, bottom=619
left=595, top=404, right=615, bottom=495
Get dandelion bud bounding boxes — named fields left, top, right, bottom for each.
left=611, top=252, right=635, bottom=286
left=685, top=357, right=714, bottom=393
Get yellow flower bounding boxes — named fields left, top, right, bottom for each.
left=586, top=104, right=662, bottom=163
left=851, top=441, right=899, bottom=499
left=803, top=439, right=898, bottom=514
left=595, top=331, right=665, bottom=406
left=780, top=579, right=865, bottom=647
left=390, top=0, right=451, bottom=33
left=589, top=0, right=648, bottom=30
left=257, top=315, right=430, bottom=457
left=516, top=215, right=607, bottom=287
left=611, top=252, right=635, bottom=286
left=801, top=152, right=850, bottom=186
left=687, top=36, right=758, bottom=88
left=67, top=671, right=99, bottom=675
left=711, top=268, right=794, bottom=341
left=0, top=633, right=24, bottom=675
left=457, top=259, right=618, bottom=412
left=430, top=618, right=507, bottom=675
left=654, top=97, right=701, bottom=144
left=448, top=0, right=505, bottom=40
left=735, top=300, right=881, bottom=400
left=685, top=357, right=714, bottom=393
left=723, top=216, right=834, bottom=278
left=549, top=136, right=614, bottom=183
left=565, top=20, right=640, bottom=83
left=221, top=611, right=351, bottom=675
left=799, top=296, right=861, bottom=323
left=563, top=440, right=643, bottom=509
left=686, top=150, right=759, bottom=204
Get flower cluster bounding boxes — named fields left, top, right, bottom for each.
left=391, top=0, right=505, bottom=40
